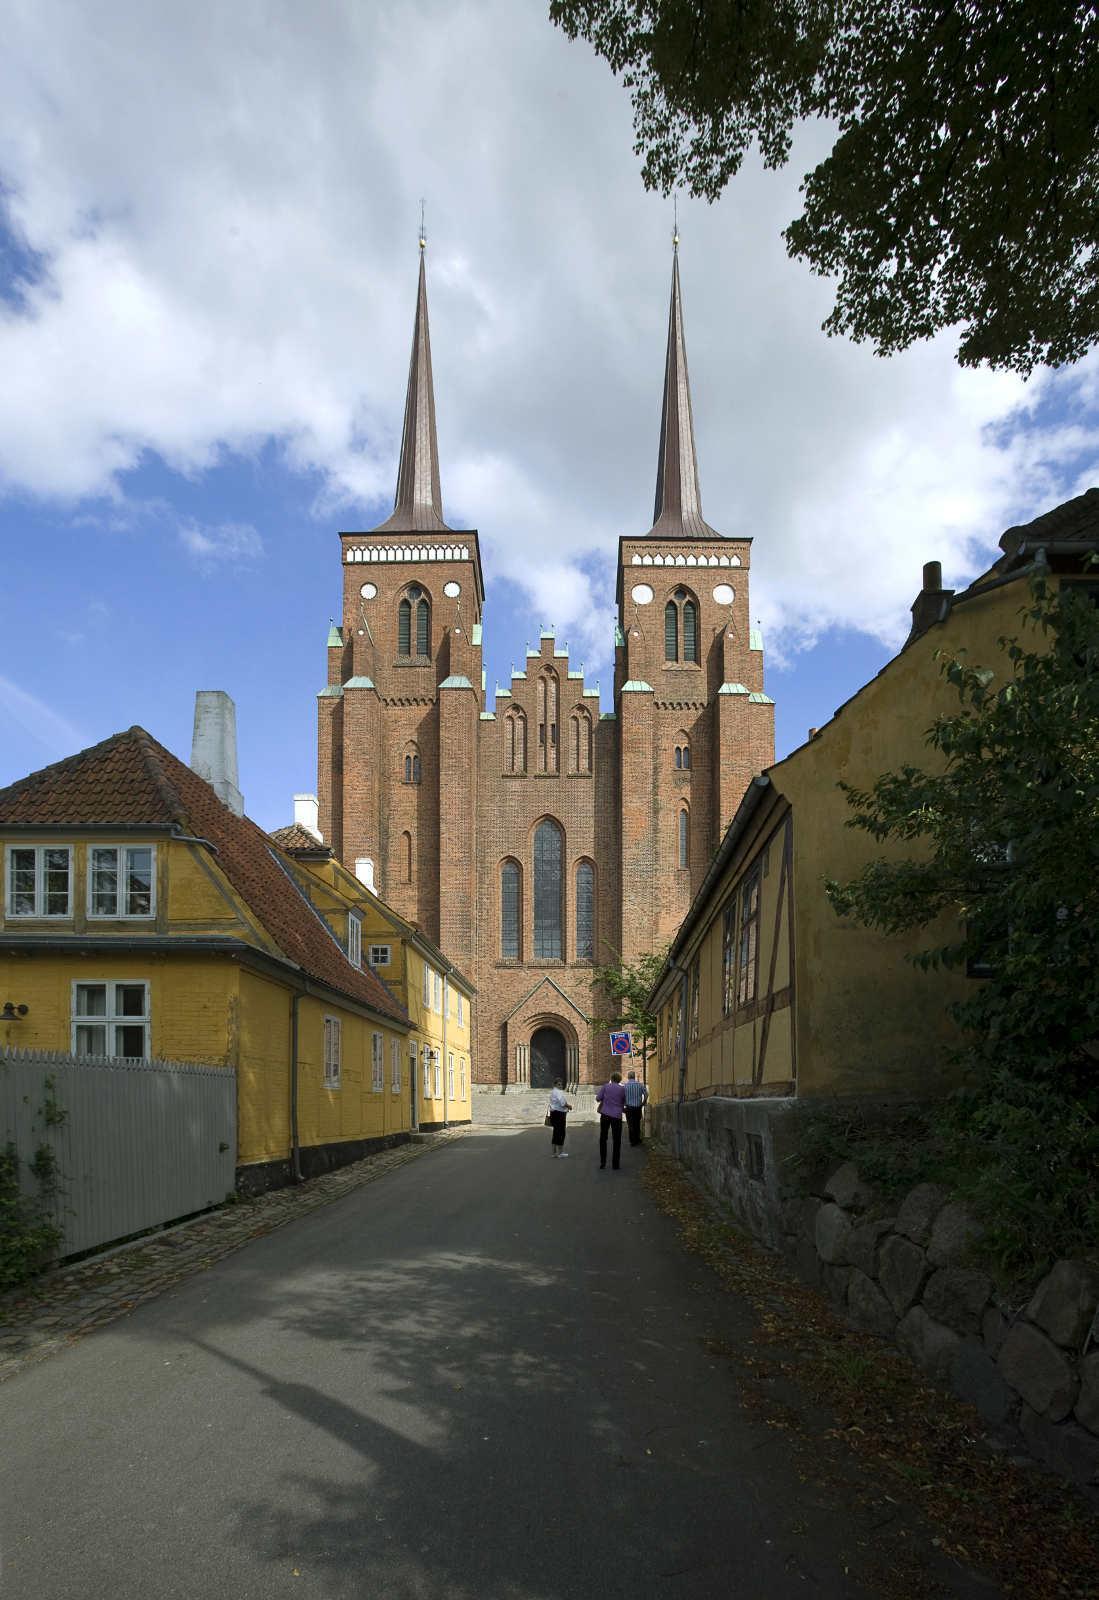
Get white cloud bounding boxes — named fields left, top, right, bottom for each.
left=0, top=677, right=87, bottom=765
left=0, top=0, right=1094, bottom=681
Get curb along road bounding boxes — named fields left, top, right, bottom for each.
left=0, top=1129, right=469, bottom=1383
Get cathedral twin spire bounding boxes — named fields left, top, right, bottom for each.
left=374, top=240, right=714, bottom=540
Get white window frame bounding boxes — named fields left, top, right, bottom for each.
left=324, top=1016, right=342, bottom=1088
left=372, top=1031, right=384, bottom=1093
left=391, top=1036, right=401, bottom=1094
left=459, top=1057, right=466, bottom=1099
left=347, top=913, right=362, bottom=969
left=444, top=980, right=450, bottom=1020
left=423, top=965, right=432, bottom=1008
left=434, top=1049, right=442, bottom=1099
left=409, top=1039, right=418, bottom=1096
left=8, top=844, right=72, bottom=919
left=71, top=979, right=150, bottom=1059
left=87, top=844, right=156, bottom=921
left=424, top=1046, right=433, bottom=1098
left=369, top=943, right=391, bottom=968
left=457, top=992, right=464, bottom=1027
left=447, top=1051, right=455, bottom=1099
left=433, top=972, right=442, bottom=1012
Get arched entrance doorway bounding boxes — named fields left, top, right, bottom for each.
left=529, top=1026, right=566, bottom=1090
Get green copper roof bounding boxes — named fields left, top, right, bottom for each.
left=583, top=686, right=600, bottom=698
left=472, top=623, right=482, bottom=645
left=750, top=628, right=764, bottom=651
left=600, top=711, right=617, bottom=721
left=622, top=680, right=654, bottom=693
left=615, top=626, right=626, bottom=647
left=749, top=691, right=774, bottom=704
left=440, top=674, right=474, bottom=690
left=540, top=624, right=555, bottom=637
left=718, top=682, right=749, bottom=695
left=318, top=685, right=343, bottom=699
left=511, top=667, right=527, bottom=680
left=480, top=711, right=496, bottom=720
left=327, top=624, right=343, bottom=647
left=342, top=675, right=375, bottom=690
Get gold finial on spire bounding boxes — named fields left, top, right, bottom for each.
left=419, top=197, right=426, bottom=250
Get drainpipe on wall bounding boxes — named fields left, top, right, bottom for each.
left=290, top=991, right=304, bottom=1183
left=668, top=958, right=690, bottom=1161
left=442, top=977, right=449, bottom=1129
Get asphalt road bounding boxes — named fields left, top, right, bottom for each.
left=1, top=1127, right=994, bottom=1599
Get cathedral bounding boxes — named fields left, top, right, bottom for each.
left=316, top=243, right=775, bottom=1090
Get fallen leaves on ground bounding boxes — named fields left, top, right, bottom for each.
left=642, top=1147, right=1098, bottom=1600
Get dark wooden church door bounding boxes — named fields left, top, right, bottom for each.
left=530, top=1026, right=566, bottom=1089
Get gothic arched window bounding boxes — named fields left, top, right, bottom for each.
left=674, top=732, right=691, bottom=771
left=401, top=831, right=412, bottom=883
left=570, top=708, right=592, bottom=774
left=538, top=670, right=558, bottom=772
left=403, top=744, right=421, bottom=784
left=665, top=589, right=700, bottom=664
left=679, top=807, right=689, bottom=870
left=501, top=860, right=520, bottom=959
left=575, top=861, right=595, bottom=959
left=398, top=586, right=430, bottom=657
left=533, top=820, right=563, bottom=959
left=505, top=707, right=526, bottom=773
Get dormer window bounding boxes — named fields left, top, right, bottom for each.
left=348, top=913, right=362, bottom=969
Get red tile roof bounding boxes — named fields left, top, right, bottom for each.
left=269, top=823, right=332, bottom=856
left=0, top=728, right=408, bottom=1026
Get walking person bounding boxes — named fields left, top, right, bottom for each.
left=548, top=1078, right=572, bottom=1158
left=595, top=1071, right=627, bottom=1169
left=623, top=1069, right=648, bottom=1146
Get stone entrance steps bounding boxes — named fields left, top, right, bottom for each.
left=471, top=1086, right=599, bottom=1125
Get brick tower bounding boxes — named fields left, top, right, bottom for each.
left=317, top=242, right=774, bottom=1092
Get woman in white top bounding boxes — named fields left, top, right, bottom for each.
left=548, top=1078, right=573, bottom=1158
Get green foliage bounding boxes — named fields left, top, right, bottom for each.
left=0, top=1141, right=63, bottom=1291
left=827, top=576, right=1099, bottom=1103
left=549, top=0, right=1099, bottom=373
left=590, top=943, right=669, bottom=1064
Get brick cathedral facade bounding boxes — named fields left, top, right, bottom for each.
left=316, top=245, right=774, bottom=1090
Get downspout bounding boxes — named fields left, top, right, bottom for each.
left=668, top=958, right=690, bottom=1161
left=442, top=976, right=449, bottom=1128
left=290, top=990, right=304, bottom=1182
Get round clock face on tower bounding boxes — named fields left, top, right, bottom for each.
left=712, top=583, right=736, bottom=606
left=359, top=582, right=377, bottom=599
left=630, top=583, right=654, bottom=605
left=443, top=581, right=461, bottom=598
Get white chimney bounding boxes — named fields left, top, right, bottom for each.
left=191, top=691, right=244, bottom=816
left=354, top=857, right=375, bottom=892
left=294, top=794, right=322, bottom=840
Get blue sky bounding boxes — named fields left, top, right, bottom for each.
left=1, top=1, right=1096, bottom=832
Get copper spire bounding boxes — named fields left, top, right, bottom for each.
left=648, top=244, right=717, bottom=539
left=373, top=243, right=451, bottom=533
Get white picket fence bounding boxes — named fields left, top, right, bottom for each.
left=1, top=1047, right=237, bottom=1258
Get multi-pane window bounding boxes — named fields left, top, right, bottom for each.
left=679, top=809, right=689, bottom=869
left=391, top=1037, right=401, bottom=1094
left=448, top=1052, right=455, bottom=1099
left=423, top=965, right=432, bottom=1007
left=434, top=1049, right=443, bottom=1099
left=665, top=590, right=699, bottom=663
left=738, top=869, right=762, bottom=1006
left=501, top=861, right=520, bottom=958
left=372, top=1031, right=384, bottom=1092
left=403, top=751, right=421, bottom=783
left=347, top=914, right=362, bottom=969
left=424, top=1047, right=432, bottom=1098
left=722, top=902, right=736, bottom=1015
left=457, top=992, right=464, bottom=1027
left=398, top=587, right=430, bottom=656
left=324, top=1017, right=341, bottom=1088
left=72, top=980, right=149, bottom=1059
left=533, top=820, right=563, bottom=959
left=8, top=845, right=72, bottom=918
left=369, top=944, right=391, bottom=968
left=576, top=861, right=594, bottom=960
left=433, top=972, right=442, bottom=1012
left=88, top=846, right=154, bottom=919
left=459, top=1057, right=466, bottom=1099
left=674, top=743, right=691, bottom=770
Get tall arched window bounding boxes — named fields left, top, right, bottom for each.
left=401, top=831, right=412, bottom=883
left=501, top=860, right=520, bottom=958
left=665, top=589, right=700, bottom=664
left=398, top=586, right=430, bottom=657
left=533, top=820, right=563, bottom=959
left=575, top=861, right=594, bottom=959
left=505, top=708, right=526, bottom=773
left=570, top=708, right=592, bottom=774
left=538, top=671, right=558, bottom=772
left=674, top=732, right=691, bottom=771
left=403, top=743, right=421, bottom=784
left=679, top=808, right=689, bottom=869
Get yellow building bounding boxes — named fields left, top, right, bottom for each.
left=648, top=490, right=1099, bottom=1170
left=0, top=724, right=417, bottom=1194
left=268, top=824, right=475, bottom=1131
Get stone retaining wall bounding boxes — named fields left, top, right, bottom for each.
left=651, top=1097, right=1099, bottom=1494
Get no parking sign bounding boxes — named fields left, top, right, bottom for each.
left=609, top=1031, right=632, bottom=1056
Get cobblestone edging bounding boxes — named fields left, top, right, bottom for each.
left=0, top=1129, right=469, bottom=1383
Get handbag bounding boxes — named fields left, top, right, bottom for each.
left=544, top=1112, right=553, bottom=1127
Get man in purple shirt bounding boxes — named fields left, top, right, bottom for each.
left=595, top=1072, right=627, bottom=1170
